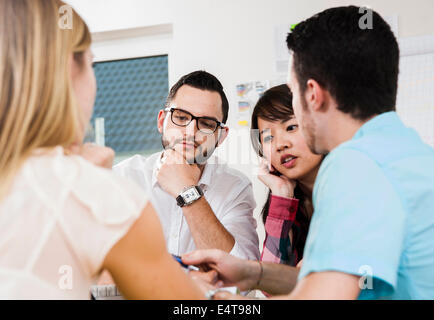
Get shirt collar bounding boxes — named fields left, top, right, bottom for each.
left=198, top=160, right=214, bottom=189
left=151, top=151, right=215, bottom=190
left=352, top=111, right=400, bottom=140
left=151, top=152, right=163, bottom=188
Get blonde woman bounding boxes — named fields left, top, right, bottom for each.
left=0, top=0, right=204, bottom=299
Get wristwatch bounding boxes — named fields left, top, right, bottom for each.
left=176, top=185, right=204, bottom=207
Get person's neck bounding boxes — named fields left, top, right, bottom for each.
left=296, top=163, right=322, bottom=220
left=297, top=164, right=319, bottom=200
left=324, top=112, right=377, bottom=152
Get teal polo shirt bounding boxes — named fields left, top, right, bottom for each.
left=298, top=111, right=434, bottom=299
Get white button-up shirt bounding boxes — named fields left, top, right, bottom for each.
left=113, top=152, right=260, bottom=260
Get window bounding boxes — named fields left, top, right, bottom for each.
left=88, top=55, right=168, bottom=162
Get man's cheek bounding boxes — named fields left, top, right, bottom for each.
left=197, top=135, right=211, bottom=146
left=164, top=128, right=182, bottom=143
left=292, top=100, right=302, bottom=120
left=294, top=106, right=306, bottom=133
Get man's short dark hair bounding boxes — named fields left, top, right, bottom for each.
left=166, top=70, right=229, bottom=124
left=286, top=6, right=400, bottom=120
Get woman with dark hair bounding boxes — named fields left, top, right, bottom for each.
left=251, top=84, right=323, bottom=269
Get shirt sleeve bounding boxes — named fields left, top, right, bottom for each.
left=298, top=148, right=406, bottom=299
left=219, top=182, right=260, bottom=260
left=260, top=195, right=299, bottom=265
left=60, top=159, right=148, bottom=277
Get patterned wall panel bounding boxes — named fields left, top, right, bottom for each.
left=90, top=55, right=168, bottom=154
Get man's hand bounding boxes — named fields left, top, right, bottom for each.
left=188, top=270, right=220, bottom=295
left=156, top=149, right=201, bottom=198
left=97, top=269, right=115, bottom=285
left=67, top=143, right=115, bottom=169
left=212, top=291, right=250, bottom=300
left=189, top=269, right=250, bottom=300
left=182, top=249, right=261, bottom=292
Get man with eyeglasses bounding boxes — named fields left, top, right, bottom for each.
left=113, top=71, right=260, bottom=261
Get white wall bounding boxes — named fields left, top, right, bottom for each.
left=68, top=0, right=434, bottom=246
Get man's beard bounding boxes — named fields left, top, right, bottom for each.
left=160, top=134, right=218, bottom=165
left=299, top=96, right=323, bottom=155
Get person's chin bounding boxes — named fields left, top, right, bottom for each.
left=191, top=151, right=210, bottom=165
left=185, top=149, right=197, bottom=161
left=172, top=144, right=195, bottom=162
left=278, top=164, right=303, bottom=180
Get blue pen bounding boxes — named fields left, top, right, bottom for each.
left=172, top=254, right=199, bottom=271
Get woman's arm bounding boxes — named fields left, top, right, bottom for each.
left=261, top=195, right=299, bottom=265
left=102, top=202, right=205, bottom=300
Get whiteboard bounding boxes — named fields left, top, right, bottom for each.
left=396, top=35, right=434, bottom=148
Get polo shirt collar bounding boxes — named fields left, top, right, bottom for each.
left=352, top=111, right=400, bottom=140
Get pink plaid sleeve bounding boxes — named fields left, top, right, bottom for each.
left=260, top=194, right=299, bottom=265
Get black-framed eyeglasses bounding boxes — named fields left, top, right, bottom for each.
left=164, top=107, right=225, bottom=134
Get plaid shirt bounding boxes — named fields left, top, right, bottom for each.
left=260, top=194, right=301, bottom=266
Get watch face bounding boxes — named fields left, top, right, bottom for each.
left=182, top=187, right=200, bottom=204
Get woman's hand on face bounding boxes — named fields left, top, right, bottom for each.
left=66, top=143, right=115, bottom=169
left=258, top=158, right=297, bottom=199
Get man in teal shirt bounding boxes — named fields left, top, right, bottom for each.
left=286, top=6, right=434, bottom=299
left=183, top=6, right=434, bottom=300
left=296, top=111, right=434, bottom=299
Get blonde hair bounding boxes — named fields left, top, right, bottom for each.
left=0, top=0, right=91, bottom=199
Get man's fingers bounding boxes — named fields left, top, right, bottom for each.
left=65, top=143, right=80, bottom=155
left=206, top=270, right=219, bottom=283
left=162, top=149, right=187, bottom=165
left=182, top=249, right=222, bottom=266
left=190, top=270, right=219, bottom=285
left=97, top=269, right=115, bottom=285
left=213, top=291, right=247, bottom=300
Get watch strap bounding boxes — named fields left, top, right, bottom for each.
left=176, top=194, right=185, bottom=207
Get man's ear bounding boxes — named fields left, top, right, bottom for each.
left=216, top=127, right=229, bottom=147
left=305, top=79, right=328, bottom=113
left=157, top=109, right=166, bottom=134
